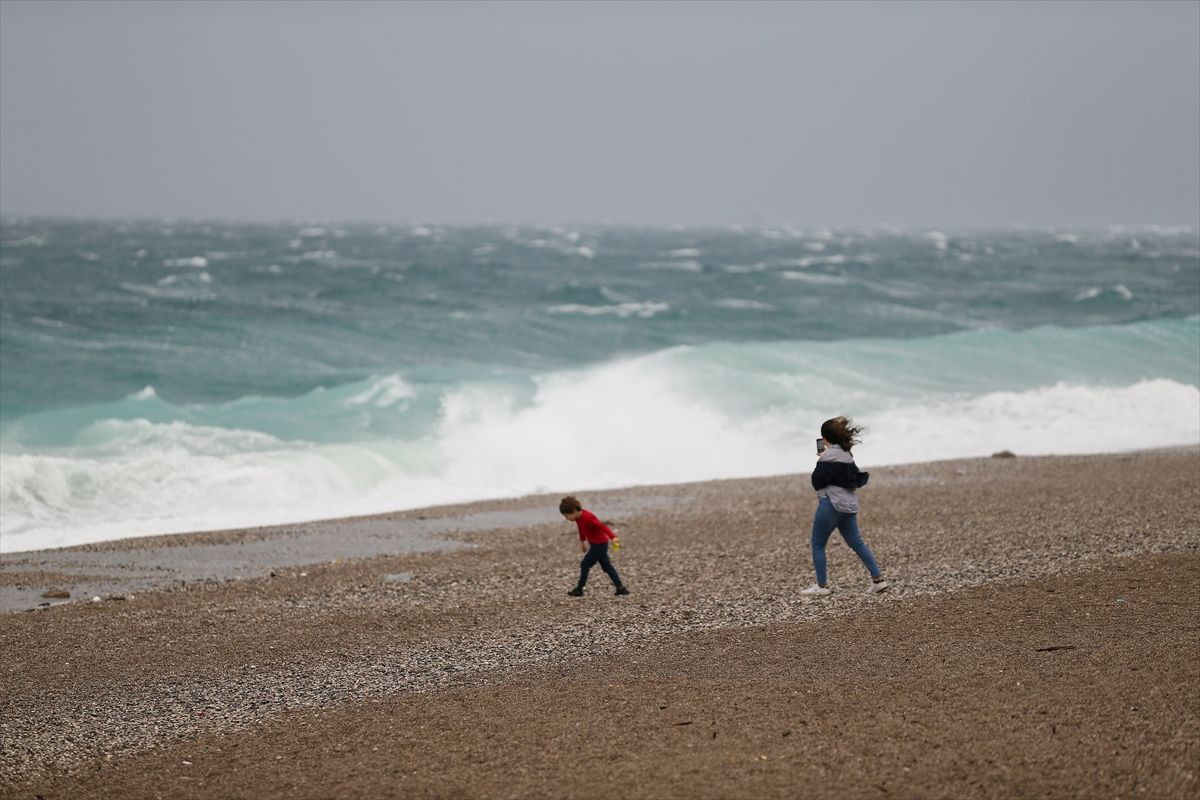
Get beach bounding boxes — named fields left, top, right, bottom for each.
left=1, top=448, right=1198, bottom=799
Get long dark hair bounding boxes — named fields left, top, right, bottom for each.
left=820, top=416, right=865, bottom=452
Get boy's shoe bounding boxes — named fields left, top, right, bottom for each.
left=800, top=584, right=832, bottom=596
left=867, top=579, right=890, bottom=594
left=615, top=586, right=630, bottom=596
left=567, top=587, right=584, bottom=597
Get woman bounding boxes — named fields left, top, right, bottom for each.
left=801, top=416, right=889, bottom=596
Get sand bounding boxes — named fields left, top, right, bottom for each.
left=1, top=448, right=1198, bottom=799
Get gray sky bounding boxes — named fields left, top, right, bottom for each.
left=1, top=0, right=1197, bottom=227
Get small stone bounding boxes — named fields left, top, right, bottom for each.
left=91, top=596, right=102, bottom=603
left=40, top=589, right=70, bottom=599
left=991, top=449, right=1017, bottom=458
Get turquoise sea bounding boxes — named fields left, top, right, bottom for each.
left=2, top=219, right=1197, bottom=551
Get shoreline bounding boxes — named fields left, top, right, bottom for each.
left=3, top=446, right=1196, bottom=610
left=2, top=447, right=1198, bottom=797
left=3, top=442, right=1193, bottom=559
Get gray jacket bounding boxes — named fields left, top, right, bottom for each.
left=811, top=444, right=868, bottom=514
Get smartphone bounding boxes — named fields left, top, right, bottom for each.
left=816, top=438, right=826, bottom=454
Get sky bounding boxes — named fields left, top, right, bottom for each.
left=1, top=0, right=1197, bottom=228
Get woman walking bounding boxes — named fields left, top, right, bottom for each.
left=801, top=416, right=890, bottom=596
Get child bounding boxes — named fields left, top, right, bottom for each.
left=802, top=416, right=890, bottom=596
left=560, top=495, right=630, bottom=597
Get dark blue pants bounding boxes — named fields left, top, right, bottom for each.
left=578, top=542, right=623, bottom=589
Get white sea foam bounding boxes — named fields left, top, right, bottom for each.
left=163, top=256, right=208, bottom=268
left=3, top=368, right=1195, bottom=553
left=713, top=299, right=776, bottom=311
left=1074, top=285, right=1134, bottom=302
left=783, top=255, right=848, bottom=268
left=345, top=375, right=417, bottom=409
left=547, top=302, right=670, bottom=318
left=120, top=275, right=217, bottom=301
left=780, top=271, right=851, bottom=285
left=669, top=248, right=701, bottom=258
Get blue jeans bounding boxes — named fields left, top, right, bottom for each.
left=578, top=542, right=623, bottom=590
left=811, top=496, right=882, bottom=586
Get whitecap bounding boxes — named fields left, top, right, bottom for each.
left=163, top=256, right=208, bottom=268
left=780, top=271, right=850, bottom=285
left=301, top=250, right=337, bottom=261
left=669, top=248, right=701, bottom=258
left=576, top=246, right=596, bottom=259
left=298, top=227, right=327, bottom=238
left=722, top=263, right=767, bottom=274
left=803, top=241, right=827, bottom=252
left=345, top=375, right=417, bottom=408
left=926, top=231, right=949, bottom=250
left=547, top=302, right=670, bottom=318
left=713, top=299, right=776, bottom=311
left=1073, top=285, right=1133, bottom=302
left=782, top=255, right=847, bottom=268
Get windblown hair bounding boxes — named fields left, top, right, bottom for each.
left=820, top=416, right=865, bottom=452
left=559, top=495, right=582, bottom=514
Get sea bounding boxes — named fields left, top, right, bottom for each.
left=1, top=219, right=1197, bottom=553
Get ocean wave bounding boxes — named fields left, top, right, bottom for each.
left=1, top=317, right=1197, bottom=552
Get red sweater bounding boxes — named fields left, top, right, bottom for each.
left=575, top=509, right=616, bottom=545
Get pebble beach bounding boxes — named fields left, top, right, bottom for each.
left=2, top=447, right=1198, bottom=798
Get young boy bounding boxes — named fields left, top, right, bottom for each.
left=559, top=495, right=630, bottom=597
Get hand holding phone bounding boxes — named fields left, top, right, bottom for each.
left=816, top=438, right=826, bottom=455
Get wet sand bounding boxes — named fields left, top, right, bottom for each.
left=2, top=448, right=1198, bottom=798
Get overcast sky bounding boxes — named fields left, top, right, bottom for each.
left=1, top=0, right=1197, bottom=227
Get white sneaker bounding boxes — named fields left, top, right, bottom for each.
left=801, top=584, right=832, bottom=596
left=867, top=579, right=890, bottom=594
